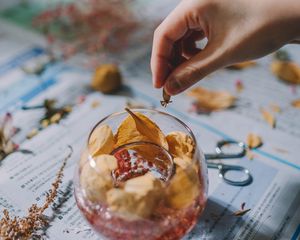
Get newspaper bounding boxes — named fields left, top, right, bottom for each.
left=0, top=3, right=300, bottom=240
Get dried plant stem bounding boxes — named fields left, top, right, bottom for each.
left=0, top=146, right=73, bottom=240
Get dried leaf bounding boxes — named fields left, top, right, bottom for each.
left=166, top=162, right=200, bottom=209
left=246, top=133, right=263, bottom=149
left=160, top=88, right=172, bottom=107
left=88, top=124, right=115, bottom=157
left=233, top=208, right=251, bottom=217
left=271, top=61, right=300, bottom=84
left=115, top=108, right=169, bottom=150
left=291, top=99, right=300, bottom=108
left=80, top=154, right=117, bottom=203
left=187, top=87, right=236, bottom=112
left=166, top=131, right=195, bottom=158
left=261, top=109, right=276, bottom=128
left=227, top=61, right=256, bottom=70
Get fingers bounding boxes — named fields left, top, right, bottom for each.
left=151, top=1, right=190, bottom=88
left=164, top=43, right=226, bottom=95
left=181, top=31, right=205, bottom=58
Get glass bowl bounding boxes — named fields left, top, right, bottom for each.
left=74, top=109, right=208, bottom=240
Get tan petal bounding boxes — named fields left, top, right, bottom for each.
left=80, top=154, right=117, bottom=203
left=271, top=61, right=300, bottom=84
left=88, top=124, right=115, bottom=157
left=291, top=99, right=300, bottom=108
left=246, top=133, right=263, bottom=149
left=166, top=162, right=200, bottom=209
left=115, top=108, right=168, bottom=150
left=166, top=131, right=195, bottom=158
left=261, top=109, right=276, bottom=128
left=227, top=61, right=256, bottom=70
left=188, top=87, right=236, bottom=112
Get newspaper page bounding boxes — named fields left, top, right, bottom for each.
left=0, top=2, right=300, bottom=240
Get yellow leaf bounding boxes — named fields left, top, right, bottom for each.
left=291, top=99, right=300, bottom=108
left=88, top=124, right=115, bottom=157
left=166, top=131, right=195, bottom=158
left=261, top=109, right=276, bottom=128
left=115, top=108, right=169, bottom=150
left=166, top=161, right=200, bottom=209
left=271, top=61, right=300, bottom=84
left=188, top=87, right=236, bottom=112
left=246, top=133, right=263, bottom=149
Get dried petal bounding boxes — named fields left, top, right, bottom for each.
left=166, top=131, right=195, bottom=158
left=166, top=161, right=200, bottom=209
left=246, top=149, right=255, bottom=160
left=233, top=208, right=251, bottom=217
left=80, top=154, right=117, bottom=203
left=291, top=99, right=300, bottom=108
left=227, top=61, right=256, bottom=70
left=261, top=109, right=276, bottom=128
left=107, top=172, right=163, bottom=220
left=246, top=133, right=263, bottom=149
left=88, top=124, right=115, bottom=157
left=187, top=87, right=236, bottom=112
left=271, top=61, right=300, bottom=84
left=115, top=108, right=168, bottom=150
left=235, top=80, right=244, bottom=93
left=91, top=100, right=101, bottom=108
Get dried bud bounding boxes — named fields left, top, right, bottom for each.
left=160, top=89, right=172, bottom=107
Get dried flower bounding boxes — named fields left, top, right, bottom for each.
left=233, top=208, right=251, bottom=217
left=160, top=89, right=172, bottom=107
left=0, top=113, right=18, bottom=161
left=0, top=146, right=73, bottom=240
left=187, top=87, right=236, bottom=112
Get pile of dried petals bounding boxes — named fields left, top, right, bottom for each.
left=0, top=146, right=72, bottom=240
left=187, top=87, right=236, bottom=113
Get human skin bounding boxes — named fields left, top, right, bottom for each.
left=151, top=0, right=300, bottom=95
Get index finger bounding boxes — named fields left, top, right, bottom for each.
left=151, top=2, right=189, bottom=88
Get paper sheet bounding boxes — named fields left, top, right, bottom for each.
left=0, top=3, right=300, bottom=240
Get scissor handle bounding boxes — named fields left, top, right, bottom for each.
left=215, top=140, right=247, bottom=159
left=218, top=164, right=253, bottom=186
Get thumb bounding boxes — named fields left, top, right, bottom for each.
left=164, top=44, right=226, bottom=95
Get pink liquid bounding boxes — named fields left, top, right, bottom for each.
left=75, top=186, right=206, bottom=240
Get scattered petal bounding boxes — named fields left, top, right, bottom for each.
left=233, top=208, right=251, bottom=217
left=271, top=61, right=300, bottom=84
left=261, top=109, right=276, bottom=128
left=291, top=99, right=300, bottom=108
left=270, top=103, right=281, bottom=113
left=235, top=79, right=244, bottom=93
left=91, top=100, right=101, bottom=108
left=227, top=61, right=256, bottom=70
left=187, top=87, right=236, bottom=112
left=247, top=133, right=263, bottom=149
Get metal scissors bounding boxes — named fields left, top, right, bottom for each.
left=205, top=140, right=253, bottom=186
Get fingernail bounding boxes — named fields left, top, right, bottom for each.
left=166, top=77, right=181, bottom=95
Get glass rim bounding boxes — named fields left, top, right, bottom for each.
left=87, top=108, right=197, bottom=146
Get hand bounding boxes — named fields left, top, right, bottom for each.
left=151, top=0, right=300, bottom=95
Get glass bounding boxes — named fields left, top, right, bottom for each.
left=74, top=109, right=208, bottom=239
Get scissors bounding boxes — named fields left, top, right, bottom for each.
left=205, top=140, right=253, bottom=187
